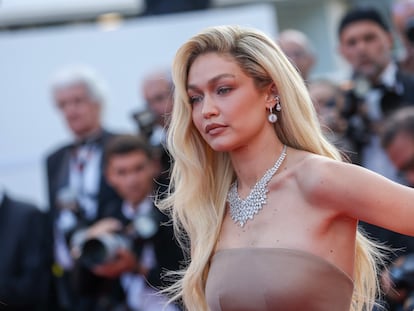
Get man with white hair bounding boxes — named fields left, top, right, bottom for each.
left=45, top=65, right=121, bottom=311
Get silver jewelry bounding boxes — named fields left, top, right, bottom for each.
left=268, top=106, right=278, bottom=123
left=275, top=95, right=281, bottom=111
left=227, top=144, right=287, bottom=227
left=268, top=95, right=281, bottom=123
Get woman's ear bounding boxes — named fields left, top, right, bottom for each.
left=265, top=83, right=279, bottom=108
left=270, top=83, right=278, bottom=96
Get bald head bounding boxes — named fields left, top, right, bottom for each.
left=141, top=69, right=173, bottom=127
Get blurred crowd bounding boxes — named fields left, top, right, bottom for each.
left=1, top=65, right=183, bottom=311
left=4, top=1, right=414, bottom=311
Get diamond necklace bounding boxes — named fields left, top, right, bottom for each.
left=227, top=145, right=287, bottom=227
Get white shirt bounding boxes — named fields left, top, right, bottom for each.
left=69, top=143, right=102, bottom=220
left=361, top=62, right=402, bottom=182
left=54, top=142, right=103, bottom=269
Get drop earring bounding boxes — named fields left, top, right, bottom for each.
left=275, top=95, right=281, bottom=111
left=268, top=106, right=277, bottom=123
left=268, top=95, right=281, bottom=123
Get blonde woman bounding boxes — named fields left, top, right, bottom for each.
left=159, top=25, right=414, bottom=311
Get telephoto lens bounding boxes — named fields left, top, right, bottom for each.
left=79, top=212, right=160, bottom=269
left=79, top=233, right=130, bottom=268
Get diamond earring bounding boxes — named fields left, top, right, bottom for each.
left=268, top=106, right=277, bottom=123
left=275, top=95, right=281, bottom=111
left=268, top=95, right=281, bottom=123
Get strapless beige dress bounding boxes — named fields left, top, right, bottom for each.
left=205, top=248, right=354, bottom=311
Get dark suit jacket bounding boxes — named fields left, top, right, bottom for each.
left=45, top=129, right=125, bottom=311
left=46, top=129, right=121, bottom=223
left=45, top=130, right=124, bottom=250
left=0, top=194, right=49, bottom=310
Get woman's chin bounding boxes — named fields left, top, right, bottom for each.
left=208, top=142, right=238, bottom=153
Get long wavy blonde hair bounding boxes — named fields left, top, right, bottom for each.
left=159, top=25, right=382, bottom=311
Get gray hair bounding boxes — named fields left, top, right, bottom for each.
left=141, top=67, right=173, bottom=89
left=50, top=65, right=108, bottom=105
left=277, top=29, right=315, bottom=56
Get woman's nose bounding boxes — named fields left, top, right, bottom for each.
left=201, top=96, right=219, bottom=119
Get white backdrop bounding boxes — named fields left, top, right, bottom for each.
left=0, top=3, right=277, bottom=208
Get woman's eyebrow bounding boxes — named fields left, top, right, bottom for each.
left=187, top=73, right=236, bottom=91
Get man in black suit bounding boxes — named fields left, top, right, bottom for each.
left=0, top=190, right=49, bottom=310
left=73, top=135, right=183, bottom=311
left=338, top=6, right=414, bottom=179
left=45, top=66, right=121, bottom=311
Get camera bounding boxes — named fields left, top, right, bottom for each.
left=131, top=109, right=157, bottom=143
left=78, top=213, right=159, bottom=268
left=389, top=254, right=414, bottom=289
left=389, top=254, right=414, bottom=311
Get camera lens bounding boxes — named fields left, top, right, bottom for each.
left=80, top=233, right=129, bottom=268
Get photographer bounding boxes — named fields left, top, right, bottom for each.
left=72, top=134, right=183, bottom=311
left=392, top=0, right=414, bottom=74
left=46, top=65, right=122, bottom=311
left=133, top=68, right=174, bottom=189
left=338, top=6, right=414, bottom=178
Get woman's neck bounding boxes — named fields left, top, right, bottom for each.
left=229, top=132, right=285, bottom=197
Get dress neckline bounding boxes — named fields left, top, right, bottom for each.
left=212, top=247, right=354, bottom=284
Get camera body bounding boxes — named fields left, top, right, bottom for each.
left=131, top=109, right=157, bottom=144
left=79, top=233, right=130, bottom=268
left=78, top=213, right=160, bottom=269
left=389, top=254, right=414, bottom=311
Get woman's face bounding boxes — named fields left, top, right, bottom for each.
left=187, top=52, right=271, bottom=152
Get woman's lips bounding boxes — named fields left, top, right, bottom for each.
left=205, top=123, right=227, bottom=134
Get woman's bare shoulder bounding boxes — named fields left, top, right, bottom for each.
left=284, top=148, right=346, bottom=199
left=283, top=148, right=338, bottom=176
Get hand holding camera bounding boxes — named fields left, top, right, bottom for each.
left=86, top=218, right=123, bottom=239
left=92, top=248, right=139, bottom=279
left=73, top=212, right=159, bottom=278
